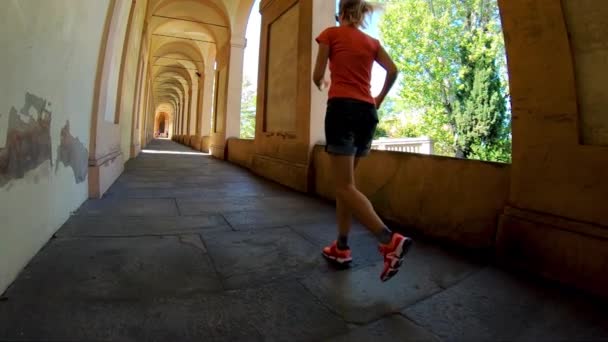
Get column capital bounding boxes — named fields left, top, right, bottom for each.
left=230, top=36, right=247, bottom=49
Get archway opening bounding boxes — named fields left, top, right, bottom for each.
left=159, top=116, right=167, bottom=136
left=365, top=0, right=512, bottom=163
left=154, top=110, right=172, bottom=139
left=239, top=0, right=261, bottom=139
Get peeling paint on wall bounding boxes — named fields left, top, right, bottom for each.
left=55, top=120, right=88, bottom=183
left=0, top=93, right=53, bottom=188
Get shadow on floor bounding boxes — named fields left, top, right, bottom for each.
left=1, top=139, right=607, bottom=341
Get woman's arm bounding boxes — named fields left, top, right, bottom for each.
left=313, top=43, right=330, bottom=91
left=374, top=45, right=399, bottom=109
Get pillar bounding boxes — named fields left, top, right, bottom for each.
left=225, top=36, right=247, bottom=140
left=209, top=63, right=229, bottom=158
left=181, top=94, right=187, bottom=136
left=201, top=62, right=214, bottom=137
left=496, top=0, right=608, bottom=298
left=176, top=102, right=181, bottom=136
left=252, top=0, right=334, bottom=191
left=195, top=75, right=203, bottom=136
left=187, top=87, right=195, bottom=137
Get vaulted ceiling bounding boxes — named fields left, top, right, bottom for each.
left=149, top=0, right=255, bottom=112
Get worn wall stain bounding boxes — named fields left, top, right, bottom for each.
left=56, top=120, right=88, bottom=183
left=0, top=92, right=53, bottom=188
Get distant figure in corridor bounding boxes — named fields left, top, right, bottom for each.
left=313, top=0, right=413, bottom=282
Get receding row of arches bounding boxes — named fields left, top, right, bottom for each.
left=89, top=0, right=257, bottom=197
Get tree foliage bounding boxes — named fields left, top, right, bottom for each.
left=240, top=78, right=256, bottom=139
left=379, top=0, right=511, bottom=162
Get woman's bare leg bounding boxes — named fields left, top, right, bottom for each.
left=330, top=155, right=385, bottom=235
left=335, top=158, right=361, bottom=242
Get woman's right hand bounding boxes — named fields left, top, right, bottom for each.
left=374, top=95, right=385, bottom=109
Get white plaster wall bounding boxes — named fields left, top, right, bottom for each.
left=0, top=0, right=111, bottom=293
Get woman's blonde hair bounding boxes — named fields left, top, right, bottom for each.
left=338, top=0, right=379, bottom=28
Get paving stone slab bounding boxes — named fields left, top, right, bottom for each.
left=105, top=187, right=255, bottom=199
left=77, top=198, right=179, bottom=216
left=177, top=195, right=330, bottom=215
left=327, top=315, right=439, bottom=342
left=177, top=196, right=269, bottom=214
left=155, top=187, right=292, bottom=200
left=145, top=282, right=349, bottom=342
left=118, top=180, right=177, bottom=189
left=4, top=236, right=221, bottom=300
left=223, top=206, right=337, bottom=229
left=57, top=214, right=229, bottom=237
left=290, top=222, right=385, bottom=270
left=104, top=186, right=207, bottom=199
left=176, top=174, right=254, bottom=184
left=262, top=195, right=332, bottom=211
left=202, top=227, right=320, bottom=289
left=0, top=298, right=150, bottom=342
left=403, top=268, right=608, bottom=341
left=300, top=242, right=482, bottom=324
left=289, top=221, right=369, bottom=244
left=0, top=282, right=347, bottom=342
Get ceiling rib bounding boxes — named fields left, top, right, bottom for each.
left=152, top=33, right=216, bottom=44
left=151, top=14, right=229, bottom=29
left=153, top=56, right=204, bottom=64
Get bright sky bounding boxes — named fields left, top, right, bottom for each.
left=242, top=0, right=261, bottom=85
left=242, top=0, right=390, bottom=96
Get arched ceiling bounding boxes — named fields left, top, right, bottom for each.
left=147, top=0, right=256, bottom=113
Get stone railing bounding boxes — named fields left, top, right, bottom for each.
left=371, top=137, right=434, bottom=154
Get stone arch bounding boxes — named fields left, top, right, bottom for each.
left=88, top=0, right=140, bottom=199
left=233, top=0, right=256, bottom=38
left=89, top=0, right=134, bottom=159
left=154, top=107, right=173, bottom=138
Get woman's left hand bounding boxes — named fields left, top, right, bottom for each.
left=318, top=79, right=330, bottom=91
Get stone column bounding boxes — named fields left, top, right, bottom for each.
left=176, top=102, right=181, bottom=136
left=252, top=0, right=334, bottom=191
left=186, top=88, right=193, bottom=137
left=195, top=75, right=203, bottom=136
left=201, top=62, right=214, bottom=137
left=209, top=63, right=229, bottom=158
left=496, top=0, right=608, bottom=298
left=225, top=36, right=247, bottom=140
left=181, top=94, right=187, bottom=136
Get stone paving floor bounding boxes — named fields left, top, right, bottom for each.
left=1, top=139, right=608, bottom=341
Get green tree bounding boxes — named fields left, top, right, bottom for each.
left=240, top=78, right=256, bottom=139
left=375, top=96, right=397, bottom=139
left=379, top=0, right=510, bottom=162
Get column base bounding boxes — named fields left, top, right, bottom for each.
left=497, top=206, right=608, bottom=298
left=88, top=149, right=124, bottom=199
left=251, top=154, right=308, bottom=192
left=130, top=143, right=141, bottom=158
left=201, top=136, right=210, bottom=153
left=189, top=135, right=202, bottom=150
left=210, top=144, right=226, bottom=159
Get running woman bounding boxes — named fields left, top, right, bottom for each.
left=313, top=0, right=413, bottom=282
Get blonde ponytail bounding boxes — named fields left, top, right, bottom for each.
left=339, top=0, right=381, bottom=28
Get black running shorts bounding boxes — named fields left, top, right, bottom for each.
left=324, top=97, right=378, bottom=157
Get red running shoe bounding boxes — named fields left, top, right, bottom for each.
left=379, top=233, right=413, bottom=282
left=322, top=241, right=353, bottom=265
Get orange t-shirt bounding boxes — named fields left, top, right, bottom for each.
left=316, top=26, right=380, bottom=105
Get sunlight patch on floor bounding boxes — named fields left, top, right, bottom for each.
left=141, top=149, right=209, bottom=156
